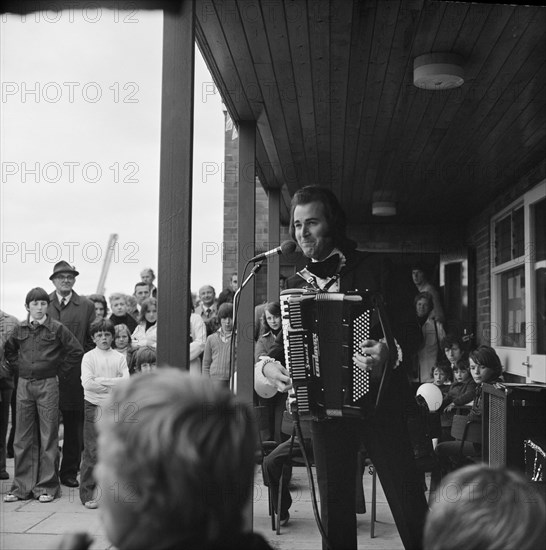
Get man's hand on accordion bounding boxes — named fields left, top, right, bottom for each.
left=258, top=357, right=293, bottom=393
left=353, top=339, right=389, bottom=372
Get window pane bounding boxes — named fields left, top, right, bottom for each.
left=495, top=215, right=512, bottom=265
left=513, top=207, right=524, bottom=259
left=500, top=266, right=526, bottom=348
left=534, top=198, right=546, bottom=262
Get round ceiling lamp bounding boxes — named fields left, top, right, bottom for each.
left=413, top=53, right=464, bottom=90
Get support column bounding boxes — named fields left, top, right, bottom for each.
left=236, top=121, right=257, bottom=401
left=236, top=120, right=256, bottom=525
left=267, top=188, right=281, bottom=302
left=157, top=1, right=194, bottom=368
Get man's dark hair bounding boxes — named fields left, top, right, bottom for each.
left=134, top=281, right=150, bottom=293
left=289, top=185, right=356, bottom=252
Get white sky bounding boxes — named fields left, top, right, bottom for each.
left=0, top=7, right=225, bottom=319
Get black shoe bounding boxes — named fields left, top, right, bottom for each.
left=61, top=477, right=79, bottom=488
left=0, top=471, right=9, bottom=480
left=280, top=512, right=290, bottom=526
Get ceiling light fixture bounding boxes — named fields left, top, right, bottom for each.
left=413, top=53, right=464, bottom=90
left=372, top=201, right=396, bottom=217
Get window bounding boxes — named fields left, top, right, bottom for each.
left=494, top=206, right=524, bottom=266
left=491, top=182, right=546, bottom=382
left=499, top=266, right=525, bottom=347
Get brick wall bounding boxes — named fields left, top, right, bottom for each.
left=222, top=113, right=239, bottom=286
left=222, top=113, right=280, bottom=303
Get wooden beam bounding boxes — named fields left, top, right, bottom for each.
left=267, top=188, right=281, bottom=302
left=236, top=120, right=257, bottom=394
left=157, top=0, right=194, bottom=368
left=0, top=0, right=181, bottom=15
left=236, top=119, right=256, bottom=526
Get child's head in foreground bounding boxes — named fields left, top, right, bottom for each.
left=424, top=464, right=546, bottom=550
left=95, top=368, right=257, bottom=548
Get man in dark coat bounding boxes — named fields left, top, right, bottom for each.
left=47, top=260, right=95, bottom=488
left=0, top=309, right=19, bottom=479
left=259, top=186, right=428, bottom=550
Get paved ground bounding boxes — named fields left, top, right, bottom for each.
left=1, top=456, right=406, bottom=550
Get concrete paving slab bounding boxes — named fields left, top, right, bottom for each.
left=26, top=511, right=103, bottom=535
left=1, top=510, right=56, bottom=533
left=1, top=455, right=411, bottom=549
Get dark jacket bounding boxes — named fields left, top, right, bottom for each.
left=468, top=375, right=502, bottom=422
left=0, top=310, right=19, bottom=390
left=47, top=291, right=95, bottom=410
left=3, top=316, right=83, bottom=380
left=441, top=377, right=477, bottom=411
left=109, top=313, right=138, bottom=333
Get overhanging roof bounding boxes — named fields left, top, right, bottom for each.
left=196, top=0, right=546, bottom=225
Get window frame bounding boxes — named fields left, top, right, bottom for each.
left=490, top=180, right=546, bottom=382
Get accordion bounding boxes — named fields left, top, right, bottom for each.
left=280, top=289, right=395, bottom=420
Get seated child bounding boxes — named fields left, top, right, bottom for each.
left=3, top=287, right=83, bottom=503
left=108, top=292, right=137, bottom=333
left=431, top=363, right=453, bottom=396
left=80, top=318, right=129, bottom=508
left=439, top=359, right=477, bottom=441
left=133, top=346, right=157, bottom=374
left=428, top=362, right=453, bottom=440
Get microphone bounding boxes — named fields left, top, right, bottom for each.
left=249, top=240, right=297, bottom=263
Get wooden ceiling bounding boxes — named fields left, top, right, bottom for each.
left=196, top=0, right=546, bottom=225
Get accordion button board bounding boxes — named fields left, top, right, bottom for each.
left=280, top=289, right=374, bottom=419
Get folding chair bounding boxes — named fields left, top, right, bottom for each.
left=450, top=414, right=482, bottom=467
left=254, top=405, right=280, bottom=530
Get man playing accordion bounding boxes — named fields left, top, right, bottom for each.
left=257, top=186, right=428, bottom=550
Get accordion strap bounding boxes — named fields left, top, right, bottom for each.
left=372, top=292, right=398, bottom=411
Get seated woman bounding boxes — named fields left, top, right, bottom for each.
left=433, top=345, right=503, bottom=480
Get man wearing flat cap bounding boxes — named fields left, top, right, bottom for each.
left=47, top=261, right=95, bottom=488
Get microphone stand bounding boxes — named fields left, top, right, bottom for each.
left=229, top=261, right=263, bottom=392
